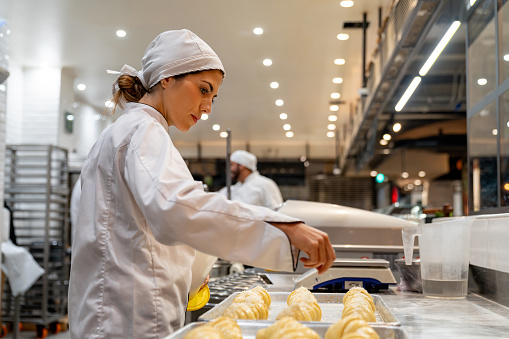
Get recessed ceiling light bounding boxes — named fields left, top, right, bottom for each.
left=270, top=82, right=279, bottom=89
left=283, top=124, right=291, bottom=131
left=327, top=124, right=336, bottom=130
left=418, top=171, right=426, bottom=177
left=337, top=33, right=349, bottom=41
left=393, top=123, right=402, bottom=132
left=334, top=58, right=346, bottom=65
left=212, top=124, right=220, bottom=131
left=66, top=114, right=75, bottom=121
left=383, top=149, right=390, bottom=154
left=380, top=139, right=388, bottom=145
left=327, top=131, right=335, bottom=138
left=333, top=77, right=343, bottom=84
left=201, top=114, right=209, bottom=120
left=263, top=59, right=272, bottom=66
left=383, top=133, right=391, bottom=141
left=370, top=171, right=377, bottom=177
left=220, top=131, right=228, bottom=138
left=414, top=179, right=422, bottom=186
left=329, top=105, right=339, bottom=111
left=77, top=84, right=86, bottom=91
left=330, top=93, right=341, bottom=99
left=402, top=172, right=409, bottom=179
left=105, top=100, right=114, bottom=108
left=477, top=78, right=487, bottom=86
left=340, top=1, right=354, bottom=7
left=328, top=115, right=338, bottom=122
left=286, top=131, right=294, bottom=138
left=492, top=128, right=498, bottom=135
left=504, top=54, right=509, bottom=61
left=275, top=99, right=284, bottom=106
left=116, top=30, right=127, bottom=38
left=280, top=113, right=288, bottom=120
left=253, top=27, right=264, bottom=35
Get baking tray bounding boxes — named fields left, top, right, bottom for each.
left=198, top=292, right=400, bottom=326
left=164, top=321, right=409, bottom=339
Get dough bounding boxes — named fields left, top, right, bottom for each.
left=276, top=287, right=322, bottom=321
left=256, top=316, right=320, bottom=339
left=324, top=314, right=379, bottom=339
left=223, top=298, right=269, bottom=320
left=184, top=316, right=242, bottom=339
left=341, top=287, right=376, bottom=322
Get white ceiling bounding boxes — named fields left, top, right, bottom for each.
left=3, top=0, right=394, bottom=156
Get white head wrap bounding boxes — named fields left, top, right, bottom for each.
left=112, top=29, right=224, bottom=95
left=231, top=150, right=257, bottom=172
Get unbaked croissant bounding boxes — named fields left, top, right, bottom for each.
left=256, top=316, right=320, bottom=339
left=275, top=300, right=322, bottom=321
left=341, top=287, right=376, bottom=322
left=233, top=285, right=271, bottom=307
left=183, top=317, right=242, bottom=339
left=222, top=297, right=269, bottom=320
left=287, top=286, right=318, bottom=305
left=324, top=314, right=379, bottom=339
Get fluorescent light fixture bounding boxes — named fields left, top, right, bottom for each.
left=253, top=27, right=263, bottom=35
left=477, top=78, right=487, bottom=86
left=263, top=59, right=272, bottom=66
left=329, top=105, right=339, bottom=111
left=286, top=131, right=294, bottom=138
left=327, top=131, right=335, bottom=137
left=330, top=92, right=341, bottom=99
left=283, top=124, right=291, bottom=131
left=393, top=123, right=402, bottom=132
left=275, top=99, right=284, bottom=106
left=419, top=21, right=461, bottom=76
left=395, top=76, right=421, bottom=112
left=212, top=124, right=220, bottom=131
left=334, top=58, right=346, bottom=65
left=270, top=82, right=279, bottom=88
left=328, top=115, right=338, bottom=122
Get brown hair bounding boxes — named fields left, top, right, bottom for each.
left=111, top=75, right=148, bottom=113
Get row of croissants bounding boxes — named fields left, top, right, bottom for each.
left=183, top=286, right=379, bottom=339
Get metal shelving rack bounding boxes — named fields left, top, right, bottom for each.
left=2, top=145, right=70, bottom=335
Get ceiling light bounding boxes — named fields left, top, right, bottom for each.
left=212, top=124, right=220, bottom=131
left=105, top=100, right=114, bottom=108
left=283, top=124, right=291, bottom=131
left=300, top=156, right=307, bottom=162
left=418, top=171, right=426, bottom=177
left=0, top=84, right=5, bottom=92
left=328, top=115, right=338, bottom=122
left=330, top=92, right=341, bottom=99
left=407, top=184, right=414, bottom=190
left=263, top=59, right=272, bottom=66
left=370, top=171, right=377, bottom=177
left=77, top=84, right=86, bottom=91
left=304, top=161, right=310, bottom=167
left=383, top=149, right=390, bottom=154
left=219, top=131, right=228, bottom=138
left=402, top=171, right=409, bottom=179
left=275, top=99, right=284, bottom=106
left=505, top=183, right=509, bottom=191
left=327, top=131, right=335, bottom=138
left=492, top=128, right=498, bottom=135
left=507, top=121, right=509, bottom=127
left=201, top=114, right=209, bottom=120
left=116, top=29, right=127, bottom=38
left=340, top=0, right=354, bottom=7
left=470, top=0, right=477, bottom=6
left=329, top=105, right=339, bottom=111
left=395, top=76, right=421, bottom=112
left=415, top=179, right=422, bottom=186
left=380, top=139, right=388, bottom=145
left=270, top=82, right=279, bottom=89
left=477, top=78, right=487, bottom=86
left=504, top=54, right=509, bottom=61
left=327, top=124, right=336, bottom=130
left=286, top=131, right=294, bottom=138
left=393, top=123, right=402, bottom=132
left=66, top=114, right=75, bottom=121
left=280, top=113, right=287, bottom=120
left=333, top=77, right=343, bottom=84
left=334, top=58, right=346, bottom=65
left=337, top=33, right=349, bottom=41
left=253, top=27, right=264, bottom=35
left=383, top=133, right=391, bottom=141
left=419, top=21, right=461, bottom=76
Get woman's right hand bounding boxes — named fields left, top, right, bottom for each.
left=270, top=222, right=335, bottom=274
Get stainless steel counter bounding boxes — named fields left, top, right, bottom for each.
left=382, top=290, right=509, bottom=339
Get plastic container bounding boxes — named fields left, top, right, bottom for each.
left=402, top=218, right=474, bottom=298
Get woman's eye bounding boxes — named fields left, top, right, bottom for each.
left=200, top=87, right=208, bottom=94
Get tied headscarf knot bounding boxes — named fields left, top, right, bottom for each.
left=111, top=64, right=148, bottom=96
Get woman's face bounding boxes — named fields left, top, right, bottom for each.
left=161, top=70, right=223, bottom=132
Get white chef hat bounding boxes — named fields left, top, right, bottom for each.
left=231, top=150, right=257, bottom=172
left=114, top=29, right=225, bottom=91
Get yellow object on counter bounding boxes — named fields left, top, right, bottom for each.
left=187, top=285, right=210, bottom=311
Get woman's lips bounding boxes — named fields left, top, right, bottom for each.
left=192, top=115, right=198, bottom=123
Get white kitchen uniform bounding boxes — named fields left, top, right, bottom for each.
left=219, top=171, right=284, bottom=210
left=69, top=102, right=299, bottom=338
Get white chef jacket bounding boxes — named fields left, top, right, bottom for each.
left=219, top=172, right=283, bottom=210
left=69, top=102, right=300, bottom=339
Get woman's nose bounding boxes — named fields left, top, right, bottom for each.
left=201, top=99, right=212, bottom=114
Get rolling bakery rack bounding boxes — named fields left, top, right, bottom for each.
left=2, top=145, right=70, bottom=338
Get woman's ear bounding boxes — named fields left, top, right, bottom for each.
left=160, top=77, right=173, bottom=89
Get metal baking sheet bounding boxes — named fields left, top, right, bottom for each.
left=164, top=321, right=409, bottom=339
left=198, top=292, right=400, bottom=326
